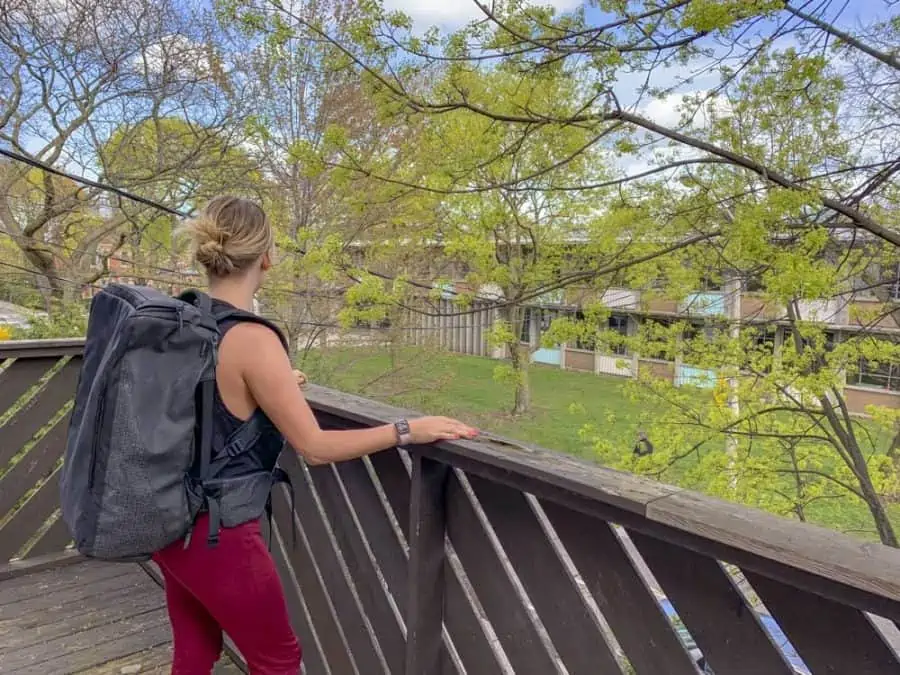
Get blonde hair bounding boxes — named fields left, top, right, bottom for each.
left=186, top=196, right=273, bottom=277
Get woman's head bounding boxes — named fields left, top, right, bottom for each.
left=187, top=196, right=274, bottom=283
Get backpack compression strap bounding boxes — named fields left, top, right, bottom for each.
left=176, top=289, right=220, bottom=546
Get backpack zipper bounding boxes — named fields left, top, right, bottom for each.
left=88, top=393, right=106, bottom=489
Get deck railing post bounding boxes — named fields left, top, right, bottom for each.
left=404, top=454, right=449, bottom=675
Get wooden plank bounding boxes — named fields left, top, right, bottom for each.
left=0, top=548, right=81, bottom=581
left=540, top=500, right=699, bottom=675
left=305, top=386, right=680, bottom=516
left=366, top=448, right=495, bottom=674
left=441, top=557, right=507, bottom=675
left=0, top=357, right=80, bottom=468
left=282, top=454, right=386, bottom=675
left=316, top=413, right=409, bottom=609
left=73, top=642, right=173, bottom=674
left=1, top=586, right=163, bottom=651
left=0, top=464, right=63, bottom=561
left=467, top=474, right=622, bottom=675
left=0, top=410, right=70, bottom=519
left=405, top=455, right=449, bottom=675
left=269, top=519, right=330, bottom=675
left=0, top=577, right=158, bottom=642
left=444, top=470, right=559, bottom=674
left=647, top=490, right=900, bottom=621
left=2, top=606, right=170, bottom=672
left=271, top=482, right=356, bottom=675
left=0, top=563, right=141, bottom=614
left=24, top=511, right=73, bottom=559
left=628, top=530, right=795, bottom=675
left=746, top=571, right=900, bottom=675
left=366, top=448, right=413, bottom=541
left=306, top=461, right=405, bottom=674
left=334, top=458, right=408, bottom=611
left=0, top=338, right=85, bottom=360
left=0, top=357, right=57, bottom=421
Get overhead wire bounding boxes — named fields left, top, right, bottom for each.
left=0, top=146, right=505, bottom=309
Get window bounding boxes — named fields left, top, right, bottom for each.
left=850, top=359, right=900, bottom=391
left=890, top=262, right=900, bottom=301
left=519, top=308, right=532, bottom=344
left=607, top=314, right=628, bottom=355
left=641, top=318, right=674, bottom=360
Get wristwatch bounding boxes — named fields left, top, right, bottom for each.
left=394, top=419, right=412, bottom=446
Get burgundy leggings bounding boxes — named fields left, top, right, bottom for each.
left=153, top=513, right=302, bottom=674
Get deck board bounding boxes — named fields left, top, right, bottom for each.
left=0, top=559, right=243, bottom=674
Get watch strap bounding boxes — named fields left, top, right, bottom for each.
left=394, top=419, right=412, bottom=446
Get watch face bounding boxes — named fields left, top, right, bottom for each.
left=396, top=419, right=410, bottom=435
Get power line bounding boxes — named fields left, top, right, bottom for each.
left=0, top=148, right=190, bottom=218
left=0, top=146, right=493, bottom=305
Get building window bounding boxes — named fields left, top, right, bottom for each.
left=890, top=262, right=900, bottom=301
left=850, top=359, right=900, bottom=391
left=642, top=317, right=674, bottom=360
left=607, top=314, right=628, bottom=355
left=519, top=308, right=532, bottom=344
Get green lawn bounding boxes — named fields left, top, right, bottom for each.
left=301, top=345, right=643, bottom=462
left=300, top=345, right=900, bottom=542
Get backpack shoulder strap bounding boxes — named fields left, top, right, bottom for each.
left=177, top=288, right=213, bottom=317
left=213, top=306, right=290, bottom=355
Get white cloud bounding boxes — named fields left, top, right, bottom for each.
left=382, top=0, right=584, bottom=30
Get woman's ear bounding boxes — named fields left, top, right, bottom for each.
left=260, top=251, right=272, bottom=272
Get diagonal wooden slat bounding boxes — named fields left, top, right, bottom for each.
left=0, top=357, right=80, bottom=469
left=269, top=515, right=331, bottom=675
left=445, top=470, right=560, bottom=674
left=746, top=570, right=900, bottom=675
left=271, top=478, right=359, bottom=675
left=334, top=458, right=409, bottom=611
left=0, top=465, right=65, bottom=562
left=365, top=447, right=506, bottom=674
left=628, top=530, right=796, bottom=675
left=539, top=500, right=699, bottom=675
left=466, top=473, right=623, bottom=675
left=280, top=451, right=387, bottom=675
left=0, top=410, right=70, bottom=519
left=22, top=510, right=71, bottom=560
left=306, top=460, right=406, bottom=674
left=366, top=448, right=413, bottom=542
left=0, top=357, right=58, bottom=422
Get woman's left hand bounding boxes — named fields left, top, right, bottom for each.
left=293, top=369, right=308, bottom=389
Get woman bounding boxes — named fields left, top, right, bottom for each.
left=153, top=195, right=478, bottom=674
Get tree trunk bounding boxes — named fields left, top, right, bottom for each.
left=508, top=340, right=531, bottom=415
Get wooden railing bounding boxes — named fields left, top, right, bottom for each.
left=2, top=339, right=900, bottom=674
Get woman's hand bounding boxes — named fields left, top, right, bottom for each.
left=293, top=369, right=308, bottom=388
left=409, top=416, right=478, bottom=444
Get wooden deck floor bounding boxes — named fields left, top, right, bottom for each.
left=0, top=558, right=242, bottom=674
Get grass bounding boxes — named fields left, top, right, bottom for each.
left=300, top=345, right=900, bottom=543
left=301, top=345, right=643, bottom=462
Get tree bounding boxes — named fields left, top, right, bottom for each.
left=259, top=0, right=900, bottom=540
left=0, top=0, right=237, bottom=301
left=385, top=65, right=614, bottom=415
left=102, top=117, right=261, bottom=288
left=582, top=44, right=900, bottom=546
left=216, top=0, right=430, bottom=357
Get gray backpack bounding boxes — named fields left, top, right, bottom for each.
left=60, top=283, right=287, bottom=561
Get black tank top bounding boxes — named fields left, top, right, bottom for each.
left=209, top=299, right=285, bottom=477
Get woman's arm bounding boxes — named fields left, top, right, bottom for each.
left=235, top=323, right=477, bottom=465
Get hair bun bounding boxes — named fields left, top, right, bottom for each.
left=183, top=195, right=273, bottom=278
left=195, top=236, right=235, bottom=276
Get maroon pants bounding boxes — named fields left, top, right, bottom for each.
left=153, top=513, right=302, bottom=674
